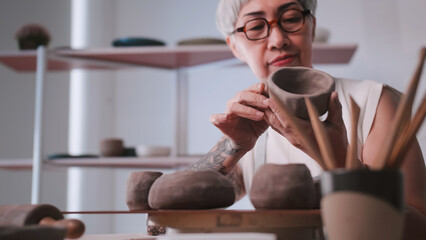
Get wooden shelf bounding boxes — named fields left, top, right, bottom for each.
left=0, top=44, right=357, bottom=72
left=0, top=156, right=200, bottom=170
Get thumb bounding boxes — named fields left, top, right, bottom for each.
left=326, top=91, right=343, bottom=125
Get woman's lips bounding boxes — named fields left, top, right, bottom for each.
left=269, top=54, right=296, bottom=67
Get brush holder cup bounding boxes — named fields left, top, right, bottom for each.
left=267, top=67, right=335, bottom=120
left=320, top=169, right=404, bottom=240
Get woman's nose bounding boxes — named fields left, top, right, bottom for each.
left=267, top=24, right=290, bottom=50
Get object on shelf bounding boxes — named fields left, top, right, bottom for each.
left=15, top=24, right=51, bottom=50
left=47, top=153, right=98, bottom=159
left=136, top=145, right=171, bottom=157
left=177, top=37, right=226, bottom=46
left=250, top=164, right=317, bottom=209
left=122, top=147, right=137, bottom=157
left=148, top=170, right=235, bottom=209
left=0, top=204, right=85, bottom=239
left=126, top=171, right=163, bottom=211
left=99, top=138, right=124, bottom=157
left=321, top=169, right=404, bottom=240
left=314, top=27, right=330, bottom=43
left=267, top=66, right=335, bottom=120
left=112, top=37, right=165, bottom=47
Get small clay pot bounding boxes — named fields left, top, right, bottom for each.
left=99, top=138, right=124, bottom=157
left=148, top=170, right=235, bottom=210
left=126, top=171, right=163, bottom=211
left=267, top=67, right=335, bottom=120
left=250, top=163, right=316, bottom=209
left=320, top=169, right=404, bottom=240
left=15, top=24, right=51, bottom=50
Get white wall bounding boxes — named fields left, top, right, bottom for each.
left=0, top=0, right=70, bottom=209
left=0, top=0, right=425, bottom=234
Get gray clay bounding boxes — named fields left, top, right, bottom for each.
left=148, top=170, right=235, bottom=210
left=267, top=67, right=335, bottom=120
left=126, top=171, right=163, bottom=211
left=250, top=163, right=316, bottom=209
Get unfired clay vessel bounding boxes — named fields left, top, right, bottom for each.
left=99, top=138, right=124, bottom=157
left=250, top=163, right=316, bottom=209
left=267, top=67, right=335, bottom=120
left=126, top=171, right=163, bottom=211
left=148, top=170, right=235, bottom=209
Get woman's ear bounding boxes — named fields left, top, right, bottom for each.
left=310, top=16, right=316, bottom=42
left=227, top=36, right=246, bottom=62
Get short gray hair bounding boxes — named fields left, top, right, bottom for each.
left=216, top=0, right=317, bottom=37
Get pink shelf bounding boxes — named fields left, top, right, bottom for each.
left=0, top=44, right=357, bottom=72
left=0, top=50, right=111, bottom=72
left=0, top=156, right=199, bottom=170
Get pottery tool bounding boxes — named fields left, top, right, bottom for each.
left=305, top=97, right=336, bottom=170
left=268, top=95, right=326, bottom=169
left=0, top=204, right=85, bottom=239
left=387, top=94, right=426, bottom=168
left=373, top=47, right=426, bottom=169
left=345, top=96, right=362, bottom=170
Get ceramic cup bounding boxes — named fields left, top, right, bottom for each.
left=126, top=171, right=163, bottom=211
left=320, top=169, right=404, bottom=240
left=99, top=138, right=124, bottom=157
left=267, top=67, right=335, bottom=120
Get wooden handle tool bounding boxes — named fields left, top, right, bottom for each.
left=373, top=47, right=426, bottom=169
left=305, top=97, right=336, bottom=170
left=268, top=95, right=325, bottom=169
left=387, top=94, right=426, bottom=168
left=345, top=96, right=362, bottom=170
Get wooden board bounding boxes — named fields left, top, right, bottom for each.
left=147, top=209, right=322, bottom=229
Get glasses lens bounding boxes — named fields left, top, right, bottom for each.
left=244, top=19, right=268, bottom=40
left=280, top=9, right=304, bottom=32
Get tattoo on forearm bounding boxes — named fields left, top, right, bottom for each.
left=191, top=137, right=240, bottom=174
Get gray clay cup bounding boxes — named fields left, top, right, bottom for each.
left=267, top=67, right=335, bottom=120
left=126, top=171, right=163, bottom=211
left=250, top=163, right=317, bottom=209
left=99, top=138, right=124, bottom=157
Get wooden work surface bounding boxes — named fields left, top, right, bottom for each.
left=63, top=209, right=322, bottom=229
left=148, top=209, right=322, bottom=229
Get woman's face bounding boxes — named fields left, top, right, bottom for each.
left=227, top=0, right=315, bottom=83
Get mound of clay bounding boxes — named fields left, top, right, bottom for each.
left=148, top=170, right=235, bottom=209
left=126, top=171, right=163, bottom=210
left=250, top=163, right=316, bottom=209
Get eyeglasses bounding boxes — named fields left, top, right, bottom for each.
left=232, top=9, right=311, bottom=41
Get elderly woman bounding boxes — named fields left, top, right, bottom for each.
left=191, top=0, right=425, bottom=238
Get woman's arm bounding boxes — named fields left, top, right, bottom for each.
left=191, top=136, right=247, bottom=201
left=363, top=86, right=426, bottom=240
left=363, top=86, right=425, bottom=215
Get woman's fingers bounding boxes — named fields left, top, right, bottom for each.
left=227, top=88, right=269, bottom=111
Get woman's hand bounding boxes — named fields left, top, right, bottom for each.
left=210, top=82, right=270, bottom=152
left=264, top=92, right=349, bottom=167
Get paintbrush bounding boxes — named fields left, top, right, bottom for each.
left=305, top=97, right=336, bottom=170
left=373, top=47, right=426, bottom=169
left=268, top=94, right=326, bottom=169
left=345, top=96, right=362, bottom=170
left=387, top=93, right=426, bottom=168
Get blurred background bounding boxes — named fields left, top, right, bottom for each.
left=0, top=0, right=425, bottom=235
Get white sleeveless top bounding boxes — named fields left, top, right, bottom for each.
left=238, top=78, right=383, bottom=192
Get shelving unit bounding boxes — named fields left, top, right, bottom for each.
left=0, top=43, right=357, bottom=202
